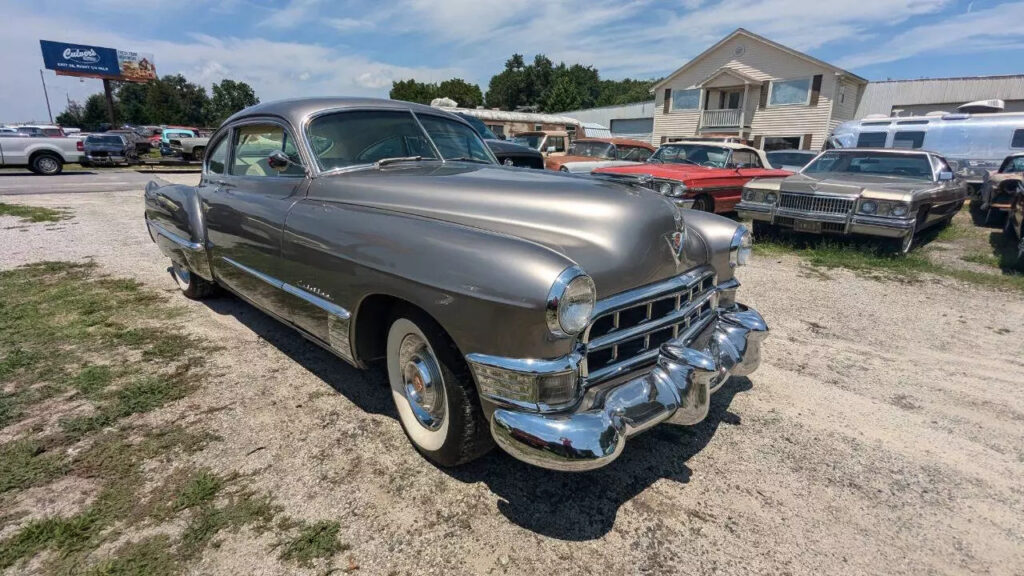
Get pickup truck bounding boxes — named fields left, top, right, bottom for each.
left=0, top=135, right=83, bottom=175
left=168, top=136, right=210, bottom=161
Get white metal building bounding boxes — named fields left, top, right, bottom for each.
left=855, top=75, right=1024, bottom=118
left=561, top=101, right=657, bottom=142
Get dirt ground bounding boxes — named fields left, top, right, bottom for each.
left=1, top=176, right=1023, bottom=575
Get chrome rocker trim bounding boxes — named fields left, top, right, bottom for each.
left=488, top=304, right=767, bottom=472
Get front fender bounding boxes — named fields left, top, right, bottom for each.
left=682, top=209, right=745, bottom=284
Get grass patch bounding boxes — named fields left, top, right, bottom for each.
left=86, top=535, right=179, bottom=576
left=0, top=438, right=68, bottom=493
left=962, top=252, right=1001, bottom=268
left=278, top=521, right=346, bottom=568
left=0, top=203, right=70, bottom=223
left=178, top=489, right=280, bottom=560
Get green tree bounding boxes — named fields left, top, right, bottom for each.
left=207, top=79, right=259, bottom=126
left=116, top=82, right=151, bottom=125
left=484, top=54, right=530, bottom=111
left=144, top=74, right=209, bottom=126
left=82, top=93, right=114, bottom=131
left=436, top=78, right=483, bottom=108
left=541, top=74, right=583, bottom=113
left=389, top=79, right=438, bottom=104
left=55, top=99, right=85, bottom=128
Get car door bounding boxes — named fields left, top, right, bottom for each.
left=926, top=155, right=964, bottom=222
left=203, top=119, right=310, bottom=316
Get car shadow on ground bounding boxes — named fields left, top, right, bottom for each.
left=200, top=294, right=397, bottom=418
left=444, top=376, right=751, bottom=541
left=0, top=170, right=99, bottom=177
left=197, top=287, right=750, bottom=541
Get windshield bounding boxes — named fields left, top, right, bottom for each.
left=803, top=151, right=935, bottom=181
left=1000, top=156, right=1024, bottom=173
left=306, top=109, right=494, bottom=171
left=457, top=114, right=498, bottom=140
left=767, top=151, right=815, bottom=167
left=651, top=144, right=731, bottom=167
left=511, top=134, right=543, bottom=150
left=619, top=146, right=653, bottom=161
left=567, top=141, right=614, bottom=159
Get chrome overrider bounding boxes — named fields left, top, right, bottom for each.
left=468, top=279, right=767, bottom=472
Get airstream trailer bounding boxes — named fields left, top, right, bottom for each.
left=827, top=112, right=1024, bottom=192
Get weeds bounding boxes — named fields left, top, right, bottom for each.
left=0, top=203, right=70, bottom=223
left=278, top=520, right=347, bottom=568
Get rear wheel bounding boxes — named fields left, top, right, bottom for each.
left=30, top=154, right=63, bottom=175
left=386, top=309, right=492, bottom=467
left=691, top=194, right=713, bottom=212
left=171, top=261, right=217, bottom=299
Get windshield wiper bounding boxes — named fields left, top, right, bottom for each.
left=375, top=156, right=424, bottom=168
left=447, top=156, right=491, bottom=164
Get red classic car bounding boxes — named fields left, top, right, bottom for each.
left=594, top=141, right=791, bottom=213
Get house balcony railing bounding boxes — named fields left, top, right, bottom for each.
left=700, top=108, right=744, bottom=129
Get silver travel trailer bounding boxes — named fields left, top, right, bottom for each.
left=827, top=112, right=1024, bottom=191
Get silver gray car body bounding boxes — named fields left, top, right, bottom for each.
left=143, top=97, right=766, bottom=471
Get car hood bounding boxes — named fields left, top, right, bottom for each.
left=316, top=163, right=693, bottom=295
left=485, top=139, right=542, bottom=157
left=779, top=172, right=930, bottom=197
left=562, top=160, right=643, bottom=173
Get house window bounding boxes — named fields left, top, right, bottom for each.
left=1012, top=129, right=1024, bottom=148
left=671, top=89, right=701, bottom=111
left=534, top=124, right=543, bottom=131
left=857, top=132, right=887, bottom=148
left=769, top=78, right=812, bottom=106
left=893, top=131, right=925, bottom=149
left=762, top=136, right=802, bottom=151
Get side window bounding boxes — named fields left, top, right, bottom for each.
left=1012, top=129, right=1024, bottom=149
left=893, top=131, right=925, bottom=149
left=230, top=124, right=303, bottom=177
left=548, top=136, right=565, bottom=152
left=206, top=135, right=230, bottom=175
left=857, top=132, right=888, bottom=148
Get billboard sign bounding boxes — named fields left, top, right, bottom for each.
left=39, top=40, right=156, bottom=82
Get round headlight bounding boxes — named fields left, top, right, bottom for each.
left=742, top=188, right=755, bottom=201
left=765, top=192, right=777, bottom=204
left=890, top=204, right=909, bottom=217
left=657, top=182, right=672, bottom=195
left=546, top=267, right=596, bottom=337
left=670, top=184, right=686, bottom=197
left=730, top=227, right=752, bottom=267
left=860, top=200, right=877, bottom=214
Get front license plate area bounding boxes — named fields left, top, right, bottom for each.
left=793, top=219, right=822, bottom=233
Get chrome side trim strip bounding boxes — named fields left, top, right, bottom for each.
left=465, top=352, right=580, bottom=375
left=220, top=256, right=351, bottom=320
left=149, top=220, right=204, bottom=252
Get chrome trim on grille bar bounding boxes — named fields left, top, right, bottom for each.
left=778, top=193, right=855, bottom=215
left=587, top=291, right=715, bottom=352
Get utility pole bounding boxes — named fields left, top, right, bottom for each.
left=39, top=69, right=53, bottom=124
left=102, top=79, right=117, bottom=127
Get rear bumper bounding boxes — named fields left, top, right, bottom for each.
left=84, top=154, right=130, bottom=165
left=487, top=304, right=767, bottom=471
left=737, top=202, right=913, bottom=239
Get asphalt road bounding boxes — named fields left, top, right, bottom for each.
left=0, top=168, right=194, bottom=195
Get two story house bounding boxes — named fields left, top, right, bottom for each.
left=651, top=28, right=867, bottom=152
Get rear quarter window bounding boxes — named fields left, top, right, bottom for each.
left=857, top=132, right=888, bottom=148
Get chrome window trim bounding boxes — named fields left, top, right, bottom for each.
left=224, top=117, right=310, bottom=179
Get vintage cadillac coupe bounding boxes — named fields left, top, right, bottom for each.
left=738, top=148, right=967, bottom=253
left=143, top=98, right=767, bottom=472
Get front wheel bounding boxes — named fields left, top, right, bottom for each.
left=191, top=148, right=205, bottom=162
left=386, top=310, right=492, bottom=467
left=171, top=261, right=217, bottom=299
left=691, top=194, right=714, bottom=212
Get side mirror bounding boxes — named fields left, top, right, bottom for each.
left=938, top=170, right=954, bottom=181
left=268, top=150, right=302, bottom=173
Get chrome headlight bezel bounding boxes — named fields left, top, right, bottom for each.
left=545, top=266, right=596, bottom=337
left=764, top=191, right=778, bottom=204
left=859, top=200, right=878, bottom=214
left=730, top=226, right=753, bottom=268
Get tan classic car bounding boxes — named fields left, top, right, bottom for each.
left=738, top=148, right=967, bottom=254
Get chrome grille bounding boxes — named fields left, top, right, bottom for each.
left=779, top=193, right=854, bottom=215
left=582, top=270, right=717, bottom=385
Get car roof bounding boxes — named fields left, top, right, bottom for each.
left=767, top=149, right=816, bottom=154
left=224, top=97, right=463, bottom=129
left=827, top=147, right=936, bottom=156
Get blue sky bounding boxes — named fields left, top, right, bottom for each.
left=2, top=0, right=1021, bottom=122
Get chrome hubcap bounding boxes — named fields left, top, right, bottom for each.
left=399, top=334, right=445, bottom=430
left=39, top=158, right=58, bottom=172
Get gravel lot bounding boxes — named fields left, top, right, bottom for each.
left=1, top=175, right=1023, bottom=575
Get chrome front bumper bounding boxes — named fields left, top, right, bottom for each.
left=488, top=305, right=767, bottom=471
left=737, top=202, right=914, bottom=239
